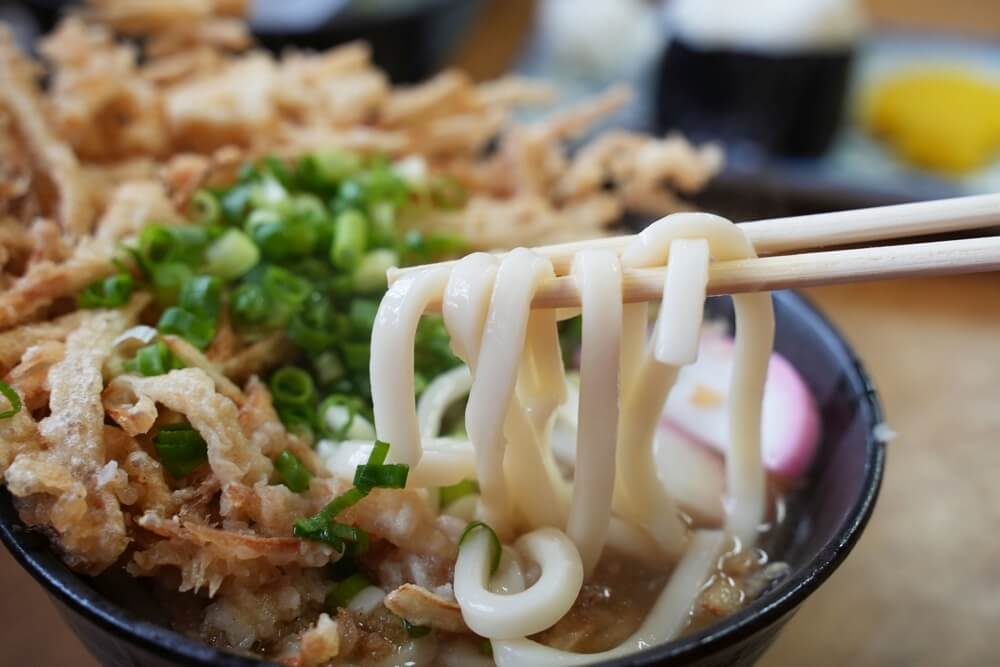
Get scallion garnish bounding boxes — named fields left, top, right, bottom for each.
left=230, top=283, right=270, bottom=327
left=190, top=189, right=221, bottom=226
left=274, top=449, right=311, bottom=493
left=439, top=480, right=479, bottom=508
left=204, top=229, right=259, bottom=280
left=270, top=366, right=316, bottom=406
left=330, top=209, right=368, bottom=270
left=459, top=521, right=502, bottom=575
left=293, top=442, right=408, bottom=551
left=157, top=306, right=216, bottom=350
left=326, top=573, right=370, bottom=610
left=79, top=273, right=134, bottom=309
left=179, top=275, right=222, bottom=321
left=0, top=380, right=23, bottom=420
left=352, top=248, right=398, bottom=294
left=261, top=265, right=311, bottom=308
left=126, top=340, right=184, bottom=376
left=402, top=619, right=431, bottom=639
left=154, top=424, right=208, bottom=478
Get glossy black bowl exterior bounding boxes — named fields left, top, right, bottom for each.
left=0, top=290, right=884, bottom=667
left=655, top=39, right=853, bottom=158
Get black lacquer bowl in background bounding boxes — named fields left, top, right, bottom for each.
left=0, top=290, right=885, bottom=667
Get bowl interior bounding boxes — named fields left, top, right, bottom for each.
left=0, top=290, right=884, bottom=667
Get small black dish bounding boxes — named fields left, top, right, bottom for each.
left=655, top=38, right=854, bottom=158
left=0, top=290, right=885, bottom=667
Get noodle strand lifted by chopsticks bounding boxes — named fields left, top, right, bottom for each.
left=566, top=249, right=623, bottom=576
left=370, top=211, right=775, bottom=661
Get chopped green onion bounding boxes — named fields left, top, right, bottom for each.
left=368, top=440, right=390, bottom=466
left=230, top=283, right=270, bottom=328
left=270, top=366, right=316, bottom=406
left=479, top=639, right=494, bottom=657
left=140, top=225, right=208, bottom=265
left=402, top=619, right=431, bottom=639
left=352, top=249, right=398, bottom=293
left=190, top=189, right=221, bottom=225
left=326, top=574, right=370, bottom=610
left=340, top=341, right=370, bottom=373
left=313, top=352, right=345, bottom=386
left=430, top=176, right=467, bottom=210
left=0, top=380, right=23, bottom=420
left=293, top=486, right=366, bottom=542
left=353, top=462, right=409, bottom=493
left=344, top=526, right=369, bottom=556
left=262, top=265, right=312, bottom=308
left=334, top=179, right=366, bottom=213
left=294, top=442, right=396, bottom=546
left=305, top=151, right=362, bottom=185
left=204, top=229, right=260, bottom=280
left=459, top=521, right=502, bottom=575
left=275, top=449, right=311, bottom=493
left=320, top=396, right=375, bottom=440
left=79, top=273, right=134, bottom=309
left=250, top=175, right=290, bottom=210
left=349, top=299, right=379, bottom=335
left=289, top=193, right=328, bottom=224
left=262, top=155, right=293, bottom=189
left=179, top=275, right=222, bottom=321
left=369, top=201, right=397, bottom=246
left=149, top=261, right=194, bottom=306
left=127, top=340, right=184, bottom=376
left=154, top=424, right=208, bottom=478
left=330, top=209, right=368, bottom=270
left=286, top=294, right=339, bottom=353
left=221, top=184, right=252, bottom=225
left=157, top=307, right=216, bottom=350
left=413, top=372, right=428, bottom=396
left=439, top=480, right=479, bottom=508
left=401, top=229, right=466, bottom=265
left=277, top=403, right=316, bottom=440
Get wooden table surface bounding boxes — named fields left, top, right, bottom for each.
left=4, top=275, right=1000, bottom=664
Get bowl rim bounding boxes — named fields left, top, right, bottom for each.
left=0, top=289, right=886, bottom=667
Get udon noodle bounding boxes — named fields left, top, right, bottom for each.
left=367, top=212, right=776, bottom=664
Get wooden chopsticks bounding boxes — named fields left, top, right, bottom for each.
left=387, top=193, right=1000, bottom=310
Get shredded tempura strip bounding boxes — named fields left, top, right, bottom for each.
left=384, top=584, right=469, bottom=633
left=0, top=27, right=93, bottom=235
left=6, top=306, right=138, bottom=573
left=105, top=368, right=272, bottom=485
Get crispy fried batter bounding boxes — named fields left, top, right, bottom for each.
left=220, top=333, right=297, bottom=384
left=6, top=308, right=136, bottom=574
left=384, top=583, right=467, bottom=633
left=102, top=425, right=173, bottom=513
left=104, top=368, right=272, bottom=485
left=0, top=27, right=94, bottom=235
left=161, top=335, right=245, bottom=406
left=0, top=394, right=42, bottom=471
left=132, top=512, right=334, bottom=595
left=297, top=613, right=341, bottom=666
left=40, top=18, right=169, bottom=161
left=4, top=341, right=64, bottom=412
left=0, top=310, right=86, bottom=372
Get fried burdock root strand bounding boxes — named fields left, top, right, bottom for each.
left=0, top=0, right=724, bottom=658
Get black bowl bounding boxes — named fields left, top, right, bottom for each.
left=0, top=290, right=884, bottom=667
left=655, top=38, right=854, bottom=158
